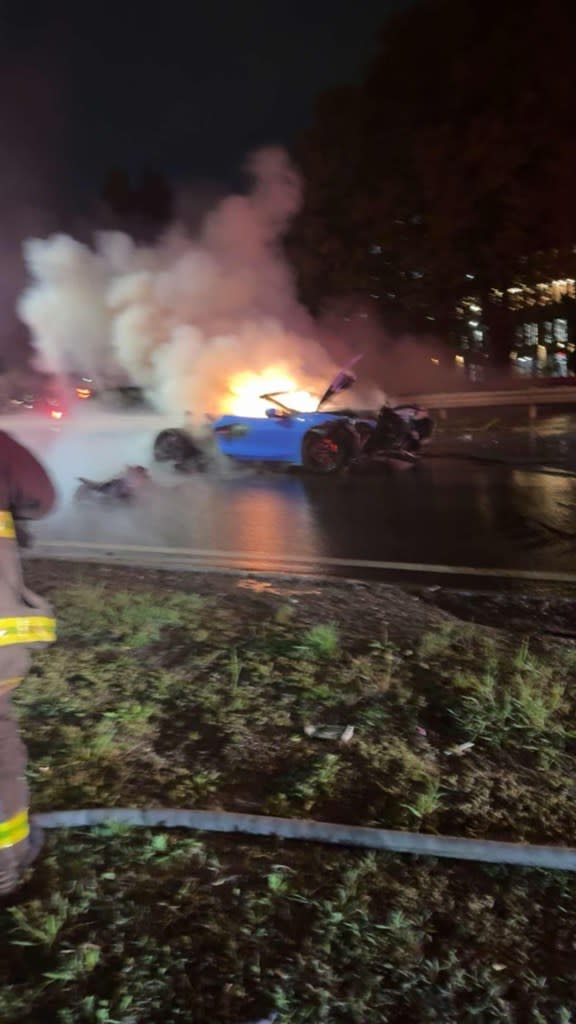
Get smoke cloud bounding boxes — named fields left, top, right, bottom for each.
left=18, top=148, right=337, bottom=418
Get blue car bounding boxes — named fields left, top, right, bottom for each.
left=153, top=366, right=433, bottom=474
left=213, top=368, right=432, bottom=475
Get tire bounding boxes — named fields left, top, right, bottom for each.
left=174, top=455, right=206, bottom=474
left=301, top=429, right=352, bottom=474
left=153, top=428, right=197, bottom=464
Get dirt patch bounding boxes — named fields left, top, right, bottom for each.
left=24, top=557, right=465, bottom=644
left=424, top=588, right=576, bottom=639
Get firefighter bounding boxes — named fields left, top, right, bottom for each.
left=0, top=431, right=56, bottom=898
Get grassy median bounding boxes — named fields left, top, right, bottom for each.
left=2, top=566, right=576, bottom=1022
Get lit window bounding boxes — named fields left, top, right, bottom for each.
left=543, top=321, right=554, bottom=343
left=526, top=324, right=539, bottom=345
left=554, top=319, right=568, bottom=342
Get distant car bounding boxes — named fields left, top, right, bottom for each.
left=8, top=394, right=66, bottom=422
left=153, top=364, right=434, bottom=475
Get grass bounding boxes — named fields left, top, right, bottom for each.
left=4, top=832, right=576, bottom=1023
left=2, top=574, right=576, bottom=1021
left=418, top=624, right=574, bottom=752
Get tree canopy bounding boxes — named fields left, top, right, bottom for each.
left=290, top=0, right=576, bottom=361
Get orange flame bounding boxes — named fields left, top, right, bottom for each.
left=223, top=370, right=318, bottom=416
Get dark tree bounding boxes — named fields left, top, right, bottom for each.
left=101, top=167, right=134, bottom=218
left=291, top=0, right=576, bottom=364
left=136, top=169, right=173, bottom=225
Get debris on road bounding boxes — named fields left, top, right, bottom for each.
left=304, top=723, right=355, bottom=742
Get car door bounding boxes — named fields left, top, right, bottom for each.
left=252, top=410, right=301, bottom=461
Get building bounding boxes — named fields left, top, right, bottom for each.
left=457, top=275, right=576, bottom=377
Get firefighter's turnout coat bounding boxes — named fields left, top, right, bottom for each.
left=0, top=431, right=56, bottom=894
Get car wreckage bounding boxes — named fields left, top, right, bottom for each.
left=153, top=363, right=434, bottom=475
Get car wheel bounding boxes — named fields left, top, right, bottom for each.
left=302, top=430, right=351, bottom=474
left=153, top=428, right=195, bottom=463
left=174, top=452, right=209, bottom=473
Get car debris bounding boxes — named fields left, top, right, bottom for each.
left=446, top=741, right=475, bottom=757
left=304, top=724, right=355, bottom=742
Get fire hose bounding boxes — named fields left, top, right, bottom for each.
left=32, top=807, right=576, bottom=872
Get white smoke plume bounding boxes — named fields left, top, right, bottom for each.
left=18, top=148, right=337, bottom=419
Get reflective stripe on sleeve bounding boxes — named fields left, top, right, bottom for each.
left=0, top=809, right=29, bottom=849
left=0, top=676, right=24, bottom=695
left=0, top=511, right=15, bottom=539
left=0, top=617, right=56, bottom=646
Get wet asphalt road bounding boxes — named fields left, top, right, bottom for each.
left=5, top=409, right=576, bottom=583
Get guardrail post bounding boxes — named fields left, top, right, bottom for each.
left=439, top=408, right=448, bottom=421
left=529, top=404, right=538, bottom=421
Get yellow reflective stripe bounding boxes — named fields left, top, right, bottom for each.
left=0, top=809, right=29, bottom=849
left=0, top=616, right=56, bottom=646
left=0, top=511, right=15, bottom=539
left=0, top=676, right=24, bottom=695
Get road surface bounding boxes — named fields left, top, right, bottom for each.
left=3, top=409, right=576, bottom=585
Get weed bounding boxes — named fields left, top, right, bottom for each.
left=268, top=752, right=345, bottom=813
left=8, top=894, right=72, bottom=949
left=56, top=584, right=203, bottom=646
left=418, top=620, right=460, bottom=661
left=448, top=643, right=568, bottom=749
left=297, top=623, right=340, bottom=659
left=402, top=777, right=443, bottom=825
left=229, top=646, right=243, bottom=687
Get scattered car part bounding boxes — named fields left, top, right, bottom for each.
left=74, top=466, right=153, bottom=505
left=304, top=724, right=355, bottom=742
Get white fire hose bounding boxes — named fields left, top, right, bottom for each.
left=32, top=807, right=576, bottom=872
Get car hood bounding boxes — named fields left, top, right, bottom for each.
left=258, top=355, right=364, bottom=415
left=316, top=355, right=363, bottom=410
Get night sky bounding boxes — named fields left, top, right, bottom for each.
left=0, top=0, right=411, bottom=207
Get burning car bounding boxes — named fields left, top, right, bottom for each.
left=153, top=362, right=434, bottom=474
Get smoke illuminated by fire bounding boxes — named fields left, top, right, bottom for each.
left=17, top=148, right=336, bottom=422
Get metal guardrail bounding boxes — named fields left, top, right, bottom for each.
left=398, top=386, right=576, bottom=417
